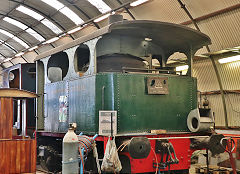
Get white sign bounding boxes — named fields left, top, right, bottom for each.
left=99, top=111, right=117, bottom=136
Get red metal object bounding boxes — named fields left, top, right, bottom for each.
left=100, top=133, right=198, bottom=173
left=39, top=131, right=203, bottom=173
left=127, top=136, right=192, bottom=173
left=226, top=139, right=237, bottom=174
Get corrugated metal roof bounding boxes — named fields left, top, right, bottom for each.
left=193, top=59, right=219, bottom=91
left=129, top=0, right=189, bottom=23
left=194, top=8, right=240, bottom=52
left=0, top=0, right=239, bottom=66
left=218, top=61, right=240, bottom=90
left=0, top=0, right=239, bottom=128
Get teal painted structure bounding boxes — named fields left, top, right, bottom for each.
left=44, top=73, right=197, bottom=134
left=36, top=20, right=210, bottom=135
left=97, top=73, right=197, bottom=133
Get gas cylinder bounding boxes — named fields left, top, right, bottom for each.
left=62, top=124, right=79, bottom=174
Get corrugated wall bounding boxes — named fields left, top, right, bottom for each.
left=193, top=58, right=240, bottom=127
left=130, top=0, right=240, bottom=53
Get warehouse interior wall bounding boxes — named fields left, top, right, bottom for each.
left=193, top=57, right=240, bottom=128
left=0, top=0, right=239, bottom=129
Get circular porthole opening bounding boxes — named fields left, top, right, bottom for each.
left=47, top=52, right=69, bottom=82
left=74, top=44, right=90, bottom=76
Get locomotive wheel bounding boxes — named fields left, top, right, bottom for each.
left=40, top=146, right=62, bottom=173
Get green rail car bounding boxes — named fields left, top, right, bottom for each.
left=43, top=73, right=197, bottom=134
left=34, top=17, right=215, bottom=173
left=36, top=19, right=211, bottom=135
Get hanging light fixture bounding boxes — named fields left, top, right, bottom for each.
left=218, top=55, right=240, bottom=64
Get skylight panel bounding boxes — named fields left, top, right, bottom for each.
left=130, top=0, right=149, bottom=7
left=67, top=26, right=83, bottom=34
left=16, top=5, right=62, bottom=34
left=3, top=17, right=28, bottom=30
left=26, top=28, right=45, bottom=42
left=40, top=0, right=64, bottom=10
left=41, top=19, right=62, bottom=34
left=94, top=13, right=110, bottom=23
left=0, top=40, right=17, bottom=52
left=15, top=52, right=24, bottom=57
left=43, top=37, right=59, bottom=44
left=41, top=0, right=84, bottom=25
left=0, top=29, right=14, bottom=38
left=87, top=0, right=111, bottom=13
left=0, top=29, right=29, bottom=48
left=12, top=37, right=29, bottom=48
left=59, top=7, right=84, bottom=25
left=1, top=44, right=17, bottom=53
left=28, top=46, right=38, bottom=51
left=16, top=5, right=44, bottom=21
left=3, top=58, right=12, bottom=62
left=3, top=17, right=45, bottom=42
left=5, top=43, right=17, bottom=52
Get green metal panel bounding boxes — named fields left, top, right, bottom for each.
left=44, top=73, right=197, bottom=134
left=96, top=73, right=197, bottom=134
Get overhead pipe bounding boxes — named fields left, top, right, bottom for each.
left=177, top=0, right=229, bottom=128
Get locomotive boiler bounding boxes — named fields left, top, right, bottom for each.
left=35, top=16, right=223, bottom=173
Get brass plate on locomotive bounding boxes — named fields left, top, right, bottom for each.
left=147, top=77, right=169, bottom=94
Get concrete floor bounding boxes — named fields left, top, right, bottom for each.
left=36, top=165, right=198, bottom=174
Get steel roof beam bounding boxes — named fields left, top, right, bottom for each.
left=0, top=38, right=18, bottom=53
left=9, top=0, right=67, bottom=32
left=0, top=27, right=30, bottom=50
left=6, top=1, right=74, bottom=54
left=20, top=55, right=29, bottom=63
left=10, top=0, right=76, bottom=40
left=115, top=0, right=136, bottom=20
left=181, top=3, right=240, bottom=26
left=0, top=13, right=46, bottom=40
left=177, top=0, right=229, bottom=129
left=0, top=52, right=14, bottom=65
left=65, top=1, right=100, bottom=29
left=0, top=3, right=24, bottom=56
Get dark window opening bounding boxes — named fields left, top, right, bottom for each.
left=74, top=44, right=90, bottom=76
left=47, top=52, right=69, bottom=82
left=97, top=53, right=146, bottom=73
left=9, top=69, right=20, bottom=88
